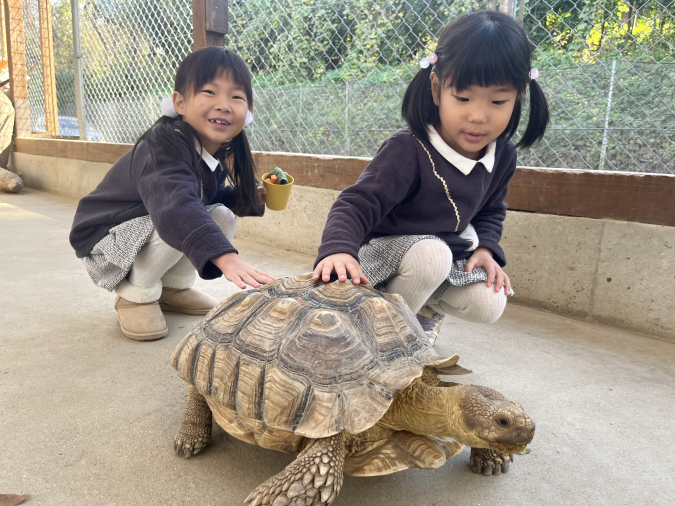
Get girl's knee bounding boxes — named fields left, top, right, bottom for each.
left=209, top=206, right=238, bottom=241
left=400, top=239, right=453, bottom=286
left=467, top=283, right=507, bottom=323
left=439, top=282, right=506, bottom=323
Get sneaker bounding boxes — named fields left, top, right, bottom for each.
left=416, top=306, right=445, bottom=345
left=114, top=296, right=168, bottom=341
left=158, top=287, right=218, bottom=316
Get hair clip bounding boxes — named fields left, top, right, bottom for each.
left=529, top=68, right=539, bottom=80
left=420, top=53, right=438, bottom=69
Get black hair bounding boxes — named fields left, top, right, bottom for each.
left=132, top=46, right=262, bottom=216
left=402, top=11, right=549, bottom=149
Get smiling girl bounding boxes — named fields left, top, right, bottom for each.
left=313, top=11, right=550, bottom=344
left=70, top=47, right=273, bottom=341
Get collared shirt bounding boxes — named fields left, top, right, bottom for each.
left=426, top=125, right=496, bottom=175
left=194, top=139, right=221, bottom=172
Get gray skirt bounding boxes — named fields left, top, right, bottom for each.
left=82, top=203, right=223, bottom=292
left=358, top=235, right=513, bottom=306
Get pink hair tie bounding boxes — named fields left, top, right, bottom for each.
left=420, top=53, right=438, bottom=69
left=529, top=68, right=539, bottom=80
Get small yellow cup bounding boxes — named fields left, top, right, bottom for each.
left=262, top=173, right=294, bottom=211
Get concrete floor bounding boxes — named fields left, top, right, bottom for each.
left=1, top=189, right=674, bottom=506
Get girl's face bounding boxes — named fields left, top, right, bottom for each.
left=173, top=71, right=249, bottom=155
left=430, top=73, right=518, bottom=160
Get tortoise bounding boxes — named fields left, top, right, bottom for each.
left=171, top=273, right=535, bottom=506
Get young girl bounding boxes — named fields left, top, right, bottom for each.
left=313, top=11, right=549, bottom=343
left=70, top=47, right=273, bottom=341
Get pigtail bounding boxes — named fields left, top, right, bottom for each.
left=516, top=79, right=549, bottom=149
left=224, top=128, right=264, bottom=217
left=402, top=65, right=438, bottom=140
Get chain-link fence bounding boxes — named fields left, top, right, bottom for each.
left=19, top=0, right=675, bottom=173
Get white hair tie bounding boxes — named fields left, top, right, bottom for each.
left=160, top=97, right=178, bottom=117
left=160, top=96, right=253, bottom=127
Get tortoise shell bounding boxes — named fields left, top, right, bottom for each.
left=171, top=273, right=460, bottom=453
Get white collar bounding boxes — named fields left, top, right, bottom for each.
left=426, top=125, right=496, bottom=175
left=194, top=139, right=220, bottom=172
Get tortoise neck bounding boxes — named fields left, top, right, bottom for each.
left=379, top=378, right=466, bottom=437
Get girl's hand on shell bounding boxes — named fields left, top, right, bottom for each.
left=465, top=247, right=511, bottom=295
left=257, top=184, right=267, bottom=205
left=212, top=252, right=274, bottom=289
left=313, top=253, right=370, bottom=285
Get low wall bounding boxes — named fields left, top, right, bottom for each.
left=9, top=142, right=675, bottom=342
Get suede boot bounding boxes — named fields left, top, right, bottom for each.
left=158, top=287, right=218, bottom=316
left=114, top=296, right=168, bottom=341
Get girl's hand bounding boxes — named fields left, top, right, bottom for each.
left=465, top=247, right=511, bottom=294
left=257, top=184, right=267, bottom=205
left=212, top=252, right=274, bottom=289
left=313, top=253, right=370, bottom=285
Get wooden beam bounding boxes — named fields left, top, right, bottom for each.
left=13, top=137, right=675, bottom=227
left=6, top=0, right=30, bottom=136
left=38, top=0, right=58, bottom=135
left=0, top=0, right=7, bottom=64
left=193, top=0, right=227, bottom=50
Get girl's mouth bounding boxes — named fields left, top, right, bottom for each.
left=463, top=132, right=485, bottom=143
left=209, top=119, right=230, bottom=127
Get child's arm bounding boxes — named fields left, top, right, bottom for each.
left=211, top=252, right=273, bottom=289
left=313, top=134, right=420, bottom=283
left=466, top=148, right=517, bottom=293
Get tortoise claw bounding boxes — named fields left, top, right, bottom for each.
left=470, top=447, right=513, bottom=475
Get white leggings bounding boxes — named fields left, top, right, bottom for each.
left=382, top=239, right=507, bottom=323
left=115, top=206, right=237, bottom=303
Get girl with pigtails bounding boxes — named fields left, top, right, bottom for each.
left=313, top=11, right=550, bottom=343
left=70, top=47, right=273, bottom=341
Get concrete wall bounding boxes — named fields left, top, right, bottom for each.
left=10, top=151, right=675, bottom=342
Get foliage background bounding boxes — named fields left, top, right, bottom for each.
left=17, top=0, right=675, bottom=173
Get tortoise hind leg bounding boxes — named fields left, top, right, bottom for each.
left=174, top=386, right=213, bottom=458
left=245, top=433, right=345, bottom=506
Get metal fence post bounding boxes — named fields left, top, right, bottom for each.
left=599, top=59, right=617, bottom=171
left=70, top=0, right=86, bottom=139
left=345, top=80, right=349, bottom=156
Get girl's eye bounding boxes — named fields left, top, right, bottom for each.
left=233, top=95, right=245, bottom=101
left=453, top=95, right=469, bottom=102
left=493, top=100, right=508, bottom=105
left=202, top=90, right=215, bottom=95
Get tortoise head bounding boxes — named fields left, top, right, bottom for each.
left=452, top=384, right=535, bottom=453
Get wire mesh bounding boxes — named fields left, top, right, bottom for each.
left=21, top=0, right=675, bottom=173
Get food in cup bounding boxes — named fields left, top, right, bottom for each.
left=263, top=167, right=290, bottom=185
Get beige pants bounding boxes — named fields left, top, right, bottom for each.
left=115, top=206, right=237, bottom=303
left=383, top=239, right=507, bottom=323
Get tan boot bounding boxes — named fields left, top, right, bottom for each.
left=114, top=296, right=168, bottom=341
left=158, top=287, right=218, bottom=316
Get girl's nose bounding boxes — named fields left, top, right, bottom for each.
left=467, top=106, right=488, bottom=124
left=217, top=100, right=232, bottom=113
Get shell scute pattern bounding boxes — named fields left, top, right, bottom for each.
left=171, top=273, right=446, bottom=448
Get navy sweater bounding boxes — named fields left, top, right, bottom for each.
left=70, top=131, right=260, bottom=280
left=316, top=128, right=517, bottom=267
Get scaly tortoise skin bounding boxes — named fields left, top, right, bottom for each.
left=171, top=273, right=535, bottom=505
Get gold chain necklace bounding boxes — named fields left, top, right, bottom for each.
left=414, top=136, right=460, bottom=232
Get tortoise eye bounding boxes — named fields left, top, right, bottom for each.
left=498, top=418, right=510, bottom=427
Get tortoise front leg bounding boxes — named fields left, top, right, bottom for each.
left=245, top=433, right=346, bottom=506
left=174, top=386, right=213, bottom=458
left=470, top=447, right=513, bottom=475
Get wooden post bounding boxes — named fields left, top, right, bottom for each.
left=5, top=0, right=30, bottom=137
left=193, top=0, right=228, bottom=50
left=0, top=0, right=7, bottom=62
left=38, top=0, right=58, bottom=135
